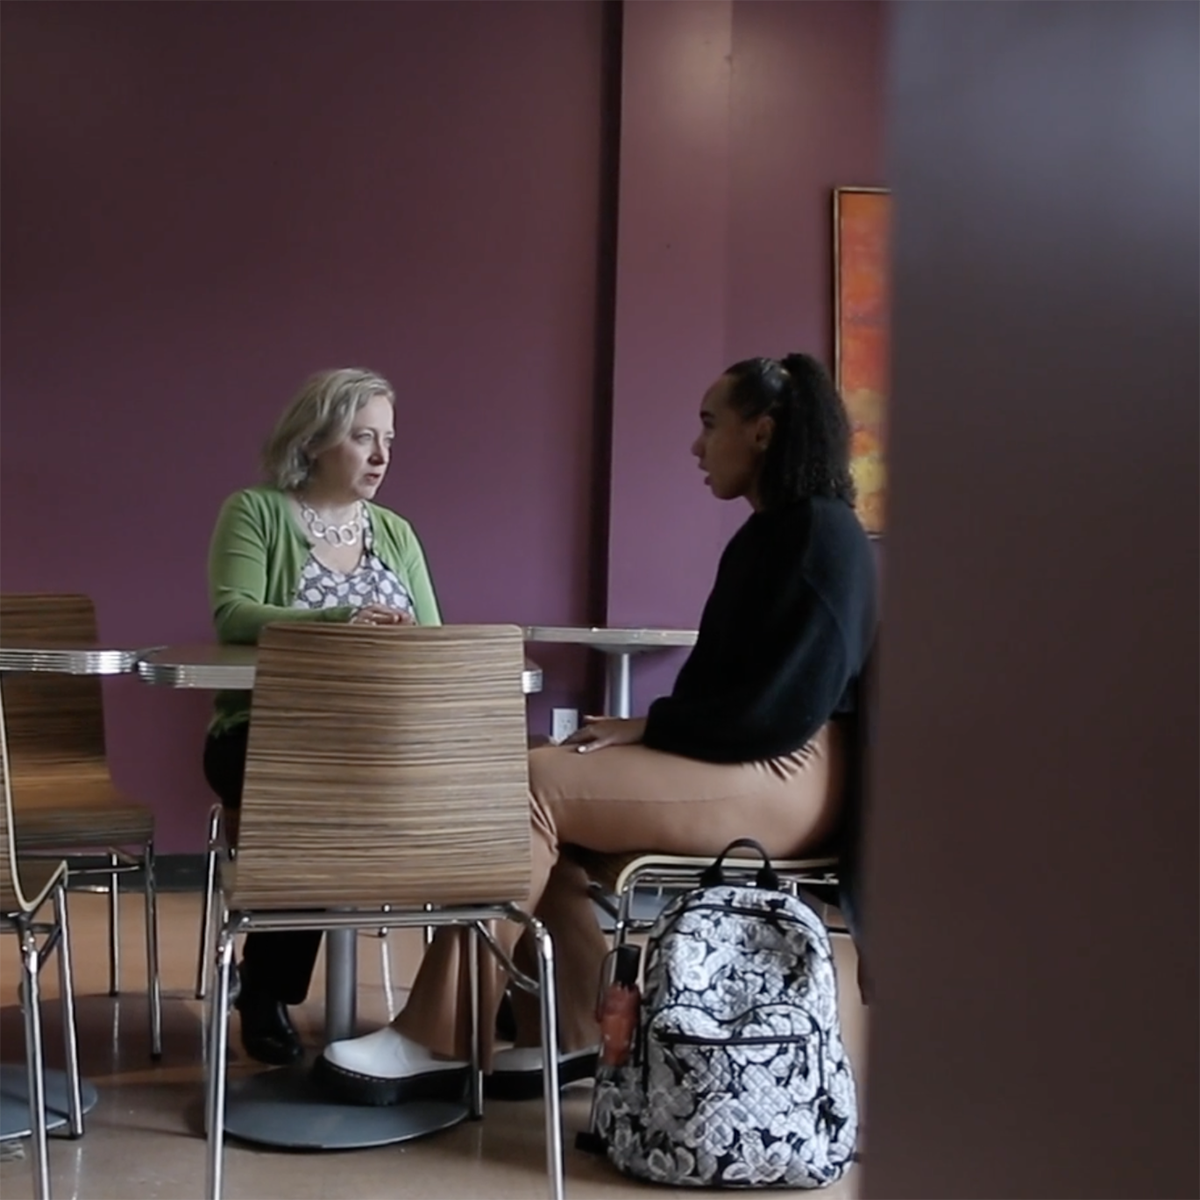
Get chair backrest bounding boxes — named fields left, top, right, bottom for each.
left=0, top=594, right=112, bottom=801
left=0, top=680, right=34, bottom=915
left=229, top=622, right=534, bottom=911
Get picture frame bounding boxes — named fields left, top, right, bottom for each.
left=833, top=186, right=891, bottom=536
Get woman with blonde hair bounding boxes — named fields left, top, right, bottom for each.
left=203, top=367, right=441, bottom=1065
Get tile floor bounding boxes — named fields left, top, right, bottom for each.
left=1, top=889, right=867, bottom=1199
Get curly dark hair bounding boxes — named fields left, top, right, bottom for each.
left=723, top=353, right=856, bottom=510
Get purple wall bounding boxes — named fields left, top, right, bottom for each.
left=0, top=0, right=607, bottom=848
left=608, top=0, right=734, bottom=636
left=610, top=0, right=887, bottom=710
left=0, top=0, right=885, bottom=851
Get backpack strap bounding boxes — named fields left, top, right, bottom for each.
left=699, top=837, right=781, bottom=891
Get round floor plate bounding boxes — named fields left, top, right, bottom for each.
left=221, top=1063, right=469, bottom=1150
left=0, top=1064, right=99, bottom=1139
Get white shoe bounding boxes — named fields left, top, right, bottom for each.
left=314, top=1026, right=469, bottom=1106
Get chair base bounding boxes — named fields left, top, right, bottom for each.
left=0, top=1065, right=99, bottom=1139
left=217, top=1061, right=469, bottom=1150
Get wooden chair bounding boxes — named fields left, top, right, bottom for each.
left=1, top=679, right=85, bottom=1200
left=0, top=594, right=162, bottom=1058
left=204, top=623, right=564, bottom=1200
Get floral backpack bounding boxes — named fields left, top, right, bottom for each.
left=591, top=839, right=858, bottom=1188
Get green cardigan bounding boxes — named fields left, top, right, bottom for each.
left=208, top=485, right=442, bottom=732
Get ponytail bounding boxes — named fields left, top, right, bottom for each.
left=724, top=352, right=856, bottom=509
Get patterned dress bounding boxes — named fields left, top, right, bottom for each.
left=292, top=508, right=415, bottom=617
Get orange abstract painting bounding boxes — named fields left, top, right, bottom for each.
left=834, top=187, right=891, bottom=535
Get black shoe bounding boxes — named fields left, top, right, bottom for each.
left=484, top=1046, right=599, bottom=1101
left=234, top=988, right=304, bottom=1066
left=225, top=962, right=242, bottom=1009
left=311, top=1054, right=470, bottom=1108
left=495, top=990, right=518, bottom=1043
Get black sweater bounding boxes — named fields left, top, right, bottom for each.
left=642, top=497, right=877, bottom=763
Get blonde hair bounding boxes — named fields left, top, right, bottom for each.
left=261, top=368, right=396, bottom=490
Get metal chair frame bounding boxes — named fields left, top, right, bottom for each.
left=1, top=678, right=86, bottom=1200
left=193, top=803, right=222, bottom=999
left=3, top=884, right=86, bottom=1200
left=204, top=903, right=563, bottom=1200
left=23, top=844, right=160, bottom=1034
left=589, top=852, right=847, bottom=947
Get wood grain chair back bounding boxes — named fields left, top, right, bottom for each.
left=0, top=678, right=21, bottom=913
left=230, top=623, right=533, bottom=911
left=0, top=594, right=112, bottom=801
left=0, top=680, right=64, bottom=917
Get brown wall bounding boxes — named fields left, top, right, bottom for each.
left=862, top=3, right=1199, bottom=1197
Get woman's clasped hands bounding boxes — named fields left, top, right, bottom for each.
left=350, top=604, right=415, bottom=627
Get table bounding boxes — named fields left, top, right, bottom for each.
left=137, top=643, right=544, bottom=697
left=521, top=626, right=697, bottom=718
left=0, top=644, right=148, bottom=676
left=0, top=647, right=137, bottom=1141
left=138, top=641, right=543, bottom=1152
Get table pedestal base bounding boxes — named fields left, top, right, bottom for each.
left=220, top=1063, right=469, bottom=1150
left=0, top=1064, right=99, bottom=1139
left=604, top=653, right=633, bottom=718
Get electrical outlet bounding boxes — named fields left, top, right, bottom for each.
left=551, top=708, right=579, bottom=745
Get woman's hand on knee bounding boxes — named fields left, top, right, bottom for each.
left=562, top=716, right=647, bottom=753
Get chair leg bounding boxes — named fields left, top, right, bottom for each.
left=205, top=932, right=234, bottom=1200
left=20, top=925, right=50, bottom=1200
left=53, top=885, right=85, bottom=1138
left=612, top=879, right=637, bottom=950
left=467, top=925, right=483, bottom=1120
left=195, top=805, right=221, bottom=1000
left=531, top=917, right=565, bottom=1200
left=107, top=851, right=120, bottom=996
left=378, top=928, right=396, bottom=1021
left=142, top=841, right=163, bottom=1059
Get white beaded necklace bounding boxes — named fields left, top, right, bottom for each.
left=299, top=499, right=365, bottom=548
